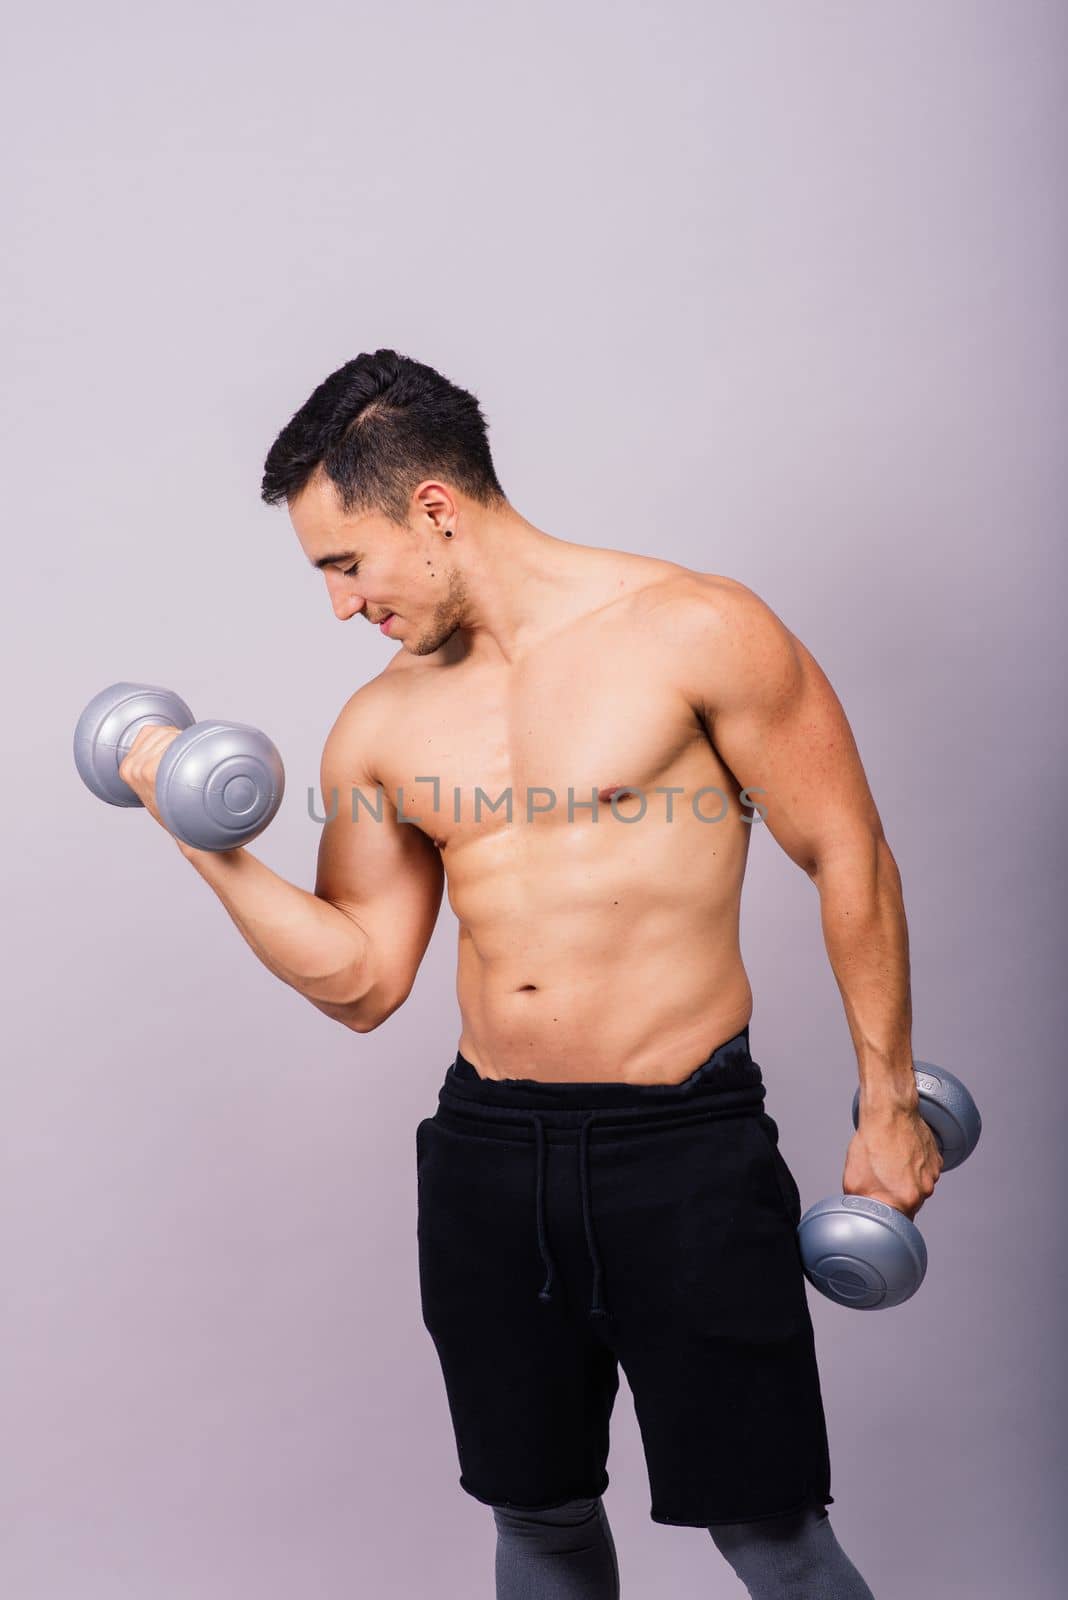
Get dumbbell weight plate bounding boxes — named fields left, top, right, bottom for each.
left=156, top=721, right=285, bottom=850
left=73, top=682, right=196, bottom=807
left=798, top=1193, right=928, bottom=1310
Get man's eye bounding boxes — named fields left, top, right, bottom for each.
left=340, top=562, right=360, bottom=577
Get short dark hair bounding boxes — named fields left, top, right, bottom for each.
left=261, top=348, right=508, bottom=525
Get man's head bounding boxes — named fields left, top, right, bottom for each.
left=262, top=349, right=509, bottom=655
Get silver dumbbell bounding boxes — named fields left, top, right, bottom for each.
left=798, top=1063, right=981, bottom=1310
left=74, top=681, right=285, bottom=851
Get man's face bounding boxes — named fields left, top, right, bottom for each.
left=288, top=472, right=468, bottom=656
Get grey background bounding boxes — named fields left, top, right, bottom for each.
left=3, top=2, right=1065, bottom=1595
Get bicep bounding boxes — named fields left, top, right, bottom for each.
left=314, top=699, right=444, bottom=1007
left=696, top=588, right=884, bottom=875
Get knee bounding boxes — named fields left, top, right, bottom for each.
left=492, top=1496, right=604, bottom=1551
left=709, top=1504, right=873, bottom=1600
left=710, top=1504, right=828, bottom=1551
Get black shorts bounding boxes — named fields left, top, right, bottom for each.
left=415, top=1026, right=834, bottom=1527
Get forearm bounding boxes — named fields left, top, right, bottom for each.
left=174, top=838, right=382, bottom=1024
left=811, top=833, right=919, bottom=1113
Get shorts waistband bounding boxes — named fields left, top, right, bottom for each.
left=437, top=1026, right=766, bottom=1131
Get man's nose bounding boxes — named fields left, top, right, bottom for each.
left=325, top=574, right=365, bottom=621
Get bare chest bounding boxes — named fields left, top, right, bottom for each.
left=373, top=623, right=716, bottom=847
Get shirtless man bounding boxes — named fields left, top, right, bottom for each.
left=120, top=350, right=940, bottom=1598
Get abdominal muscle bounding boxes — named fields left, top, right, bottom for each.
left=452, top=808, right=754, bottom=1084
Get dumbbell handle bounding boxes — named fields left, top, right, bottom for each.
left=115, top=710, right=191, bottom=764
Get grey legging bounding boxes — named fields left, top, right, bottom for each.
left=491, top=1496, right=875, bottom=1599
